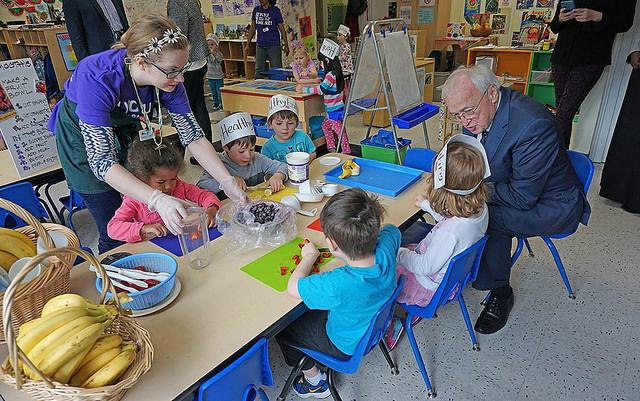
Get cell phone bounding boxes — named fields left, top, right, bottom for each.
left=561, top=0, right=576, bottom=11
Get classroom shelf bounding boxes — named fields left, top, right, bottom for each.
left=468, top=48, right=533, bottom=94
left=528, top=81, right=554, bottom=86
left=526, top=51, right=555, bottom=107
left=219, top=39, right=263, bottom=80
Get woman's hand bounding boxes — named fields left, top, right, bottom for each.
left=268, top=173, right=285, bottom=192
left=414, top=195, right=427, bottom=208
left=558, top=8, right=576, bottom=22
left=630, top=51, right=640, bottom=69
left=141, top=223, right=168, bottom=239
left=205, top=205, right=218, bottom=228
left=572, top=8, right=603, bottom=22
left=147, top=190, right=190, bottom=235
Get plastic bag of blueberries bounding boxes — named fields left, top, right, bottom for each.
left=216, top=199, right=297, bottom=253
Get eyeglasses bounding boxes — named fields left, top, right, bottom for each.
left=148, top=60, right=192, bottom=79
left=451, top=88, right=489, bottom=122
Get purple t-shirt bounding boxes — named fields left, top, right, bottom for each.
left=49, top=48, right=190, bottom=131
left=252, top=5, right=283, bottom=47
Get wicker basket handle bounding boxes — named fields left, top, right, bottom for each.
left=2, top=247, right=123, bottom=389
left=0, top=198, right=54, bottom=249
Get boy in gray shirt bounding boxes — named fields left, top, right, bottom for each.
left=198, top=112, right=288, bottom=196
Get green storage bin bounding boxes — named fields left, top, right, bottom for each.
left=360, top=130, right=411, bottom=165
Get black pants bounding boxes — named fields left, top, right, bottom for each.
left=275, top=310, right=349, bottom=371
left=552, top=63, right=604, bottom=149
left=182, top=64, right=212, bottom=142
left=78, top=189, right=124, bottom=254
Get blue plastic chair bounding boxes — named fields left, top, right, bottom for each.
left=404, top=148, right=437, bottom=173
left=486, top=150, right=594, bottom=303
left=0, top=182, right=49, bottom=228
left=198, top=337, right=274, bottom=401
left=58, top=190, right=87, bottom=232
left=399, top=235, right=488, bottom=398
left=276, top=275, right=406, bottom=401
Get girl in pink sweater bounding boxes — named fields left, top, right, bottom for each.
left=107, top=138, right=221, bottom=243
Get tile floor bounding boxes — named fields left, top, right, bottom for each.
left=45, top=106, right=640, bottom=401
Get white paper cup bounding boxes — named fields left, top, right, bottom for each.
left=322, top=184, right=338, bottom=196
left=9, top=257, right=42, bottom=284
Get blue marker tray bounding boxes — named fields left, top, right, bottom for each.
left=392, top=103, right=439, bottom=129
left=323, top=157, right=424, bottom=197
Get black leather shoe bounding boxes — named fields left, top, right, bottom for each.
left=474, top=291, right=514, bottom=334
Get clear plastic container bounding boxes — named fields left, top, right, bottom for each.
left=530, top=70, right=553, bottom=83
left=178, top=207, right=211, bottom=269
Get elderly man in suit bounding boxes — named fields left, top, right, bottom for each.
left=442, top=65, right=590, bottom=334
left=64, top=0, right=129, bottom=61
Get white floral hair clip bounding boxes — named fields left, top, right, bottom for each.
left=135, top=28, right=187, bottom=59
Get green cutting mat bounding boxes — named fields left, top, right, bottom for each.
left=240, top=237, right=335, bottom=292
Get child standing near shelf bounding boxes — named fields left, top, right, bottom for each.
left=107, top=138, right=221, bottom=243
left=296, top=39, right=351, bottom=154
left=290, top=42, right=320, bottom=84
left=336, top=25, right=354, bottom=74
left=198, top=112, right=288, bottom=196
left=384, top=135, right=490, bottom=351
left=275, top=188, right=401, bottom=398
left=244, top=0, right=290, bottom=78
left=206, top=33, right=225, bottom=111
left=262, top=94, right=317, bottom=163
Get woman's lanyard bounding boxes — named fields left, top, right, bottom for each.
left=128, top=64, right=164, bottom=153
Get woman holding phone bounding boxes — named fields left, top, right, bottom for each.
left=549, top=0, right=636, bottom=148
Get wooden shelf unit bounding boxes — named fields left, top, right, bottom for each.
left=467, top=48, right=533, bottom=94
left=219, top=39, right=266, bottom=80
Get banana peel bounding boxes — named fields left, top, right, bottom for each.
left=338, top=160, right=360, bottom=179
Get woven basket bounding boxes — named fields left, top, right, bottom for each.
left=0, top=199, right=79, bottom=342
left=1, top=247, right=154, bottom=401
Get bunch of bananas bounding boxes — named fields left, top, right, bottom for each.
left=13, top=293, right=137, bottom=388
left=0, top=228, right=36, bottom=271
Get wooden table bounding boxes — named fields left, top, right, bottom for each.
left=220, top=80, right=327, bottom=148
left=0, top=154, right=427, bottom=401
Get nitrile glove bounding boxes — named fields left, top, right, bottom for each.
left=219, top=176, right=249, bottom=204
left=147, top=189, right=189, bottom=235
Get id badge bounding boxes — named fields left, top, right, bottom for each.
left=138, top=127, right=154, bottom=141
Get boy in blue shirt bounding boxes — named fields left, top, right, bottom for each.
left=276, top=188, right=401, bottom=398
left=261, top=94, right=317, bottom=163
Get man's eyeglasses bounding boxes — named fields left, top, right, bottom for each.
left=451, top=88, right=489, bottom=122
left=148, top=60, right=192, bottom=79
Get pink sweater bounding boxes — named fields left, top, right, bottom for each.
left=107, top=178, right=221, bottom=243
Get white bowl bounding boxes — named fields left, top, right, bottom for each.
left=322, top=184, right=339, bottom=196
left=9, top=257, right=42, bottom=284
left=294, top=192, right=324, bottom=203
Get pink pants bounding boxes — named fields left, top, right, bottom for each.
left=322, top=118, right=351, bottom=154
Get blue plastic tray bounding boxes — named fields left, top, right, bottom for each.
left=323, top=157, right=424, bottom=197
left=392, top=103, right=439, bottom=129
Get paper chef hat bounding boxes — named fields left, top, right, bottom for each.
left=433, top=134, right=491, bottom=195
left=337, top=24, right=350, bottom=38
left=319, top=38, right=340, bottom=60
left=267, top=94, right=299, bottom=120
left=206, top=33, right=219, bottom=45
left=218, top=112, right=255, bottom=147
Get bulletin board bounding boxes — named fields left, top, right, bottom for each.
left=122, top=0, right=168, bottom=22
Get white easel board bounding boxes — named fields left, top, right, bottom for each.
left=0, top=58, right=58, bottom=178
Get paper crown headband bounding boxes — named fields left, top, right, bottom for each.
left=218, top=112, right=255, bottom=146
left=433, top=134, right=491, bottom=195
left=268, top=94, right=299, bottom=120
left=337, top=24, right=350, bottom=37
left=319, top=38, right=340, bottom=60
left=135, top=28, right=187, bottom=59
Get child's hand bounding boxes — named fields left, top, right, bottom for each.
left=141, top=223, right=167, bottom=239
left=301, top=240, right=320, bottom=261
left=268, top=174, right=285, bottom=192
left=414, top=195, right=427, bottom=208
left=205, top=205, right=218, bottom=228
left=295, top=84, right=303, bottom=93
left=235, top=176, right=247, bottom=191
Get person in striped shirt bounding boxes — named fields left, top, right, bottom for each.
left=296, top=40, right=351, bottom=154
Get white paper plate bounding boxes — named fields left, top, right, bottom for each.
left=319, top=156, right=341, bottom=166
left=131, top=278, right=182, bottom=317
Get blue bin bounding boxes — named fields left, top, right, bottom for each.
left=392, top=103, right=439, bottom=129
left=254, top=124, right=274, bottom=138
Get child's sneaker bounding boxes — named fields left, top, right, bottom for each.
left=384, top=316, right=405, bottom=351
left=411, top=315, right=422, bottom=327
left=292, top=374, right=331, bottom=399
left=212, top=103, right=221, bottom=111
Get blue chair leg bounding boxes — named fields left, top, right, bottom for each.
left=457, top=294, right=480, bottom=352
left=541, top=237, right=575, bottom=299
left=483, top=237, right=526, bottom=305
left=405, top=313, right=436, bottom=398
left=256, top=388, right=269, bottom=401
left=524, top=238, right=534, bottom=257
left=67, top=209, right=77, bottom=232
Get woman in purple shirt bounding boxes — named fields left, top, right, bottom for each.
left=244, top=0, right=290, bottom=78
left=49, top=14, right=246, bottom=252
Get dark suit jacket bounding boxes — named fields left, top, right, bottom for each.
left=64, top=0, right=129, bottom=61
left=465, top=87, right=591, bottom=235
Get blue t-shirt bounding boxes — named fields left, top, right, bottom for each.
left=48, top=48, right=190, bottom=131
left=261, top=130, right=316, bottom=163
left=252, top=5, right=283, bottom=47
left=298, top=225, right=401, bottom=355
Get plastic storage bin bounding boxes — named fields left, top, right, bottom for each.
left=530, top=70, right=553, bottom=83
left=360, top=129, right=411, bottom=165
left=254, top=124, right=274, bottom=138
left=95, top=252, right=178, bottom=310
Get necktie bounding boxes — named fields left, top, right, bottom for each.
left=480, top=130, right=489, bottom=145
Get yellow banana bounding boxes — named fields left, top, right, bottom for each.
left=0, top=249, right=17, bottom=271
left=349, top=160, right=360, bottom=176
left=17, top=307, right=89, bottom=355
left=82, top=347, right=136, bottom=388
left=0, top=228, right=36, bottom=253
left=50, top=340, right=95, bottom=384
left=0, top=235, right=36, bottom=259
left=37, top=322, right=104, bottom=377
left=79, top=334, right=123, bottom=368
left=70, top=347, right=121, bottom=387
